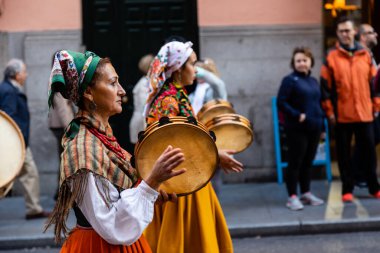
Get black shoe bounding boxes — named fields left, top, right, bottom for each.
left=26, top=211, right=51, bottom=220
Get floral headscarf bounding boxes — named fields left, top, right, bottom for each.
left=48, top=50, right=101, bottom=108
left=143, top=41, right=193, bottom=116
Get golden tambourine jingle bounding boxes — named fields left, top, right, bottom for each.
left=134, top=116, right=219, bottom=196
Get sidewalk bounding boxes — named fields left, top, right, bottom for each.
left=1, top=180, right=380, bottom=250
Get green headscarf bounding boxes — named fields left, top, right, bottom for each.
left=48, top=50, right=101, bottom=108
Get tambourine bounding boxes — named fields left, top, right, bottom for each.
left=0, top=110, right=25, bottom=198
left=197, top=99, right=235, bottom=124
left=134, top=116, right=218, bottom=196
left=205, top=113, right=253, bottom=153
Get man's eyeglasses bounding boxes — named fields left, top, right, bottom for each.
left=364, top=31, right=377, bottom=35
left=337, top=29, right=352, bottom=34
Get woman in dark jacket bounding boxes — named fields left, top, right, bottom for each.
left=277, top=47, right=324, bottom=211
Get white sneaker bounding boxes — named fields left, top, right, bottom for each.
left=286, top=196, right=304, bottom=211
left=300, top=192, right=324, bottom=206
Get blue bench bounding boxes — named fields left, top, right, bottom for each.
left=271, top=96, right=332, bottom=184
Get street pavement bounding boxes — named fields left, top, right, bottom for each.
left=1, top=179, right=380, bottom=250
left=233, top=231, right=380, bottom=253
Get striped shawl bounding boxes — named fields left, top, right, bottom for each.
left=46, top=110, right=138, bottom=242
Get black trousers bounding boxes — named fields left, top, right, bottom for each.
left=285, top=129, right=321, bottom=196
left=335, top=122, right=380, bottom=195
left=352, top=116, right=380, bottom=184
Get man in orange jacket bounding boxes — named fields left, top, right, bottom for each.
left=320, top=16, right=380, bottom=202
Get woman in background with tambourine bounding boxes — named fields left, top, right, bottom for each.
left=143, top=41, right=243, bottom=253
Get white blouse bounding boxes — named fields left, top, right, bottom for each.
left=77, top=173, right=159, bottom=245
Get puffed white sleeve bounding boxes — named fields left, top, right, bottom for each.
left=77, top=172, right=159, bottom=245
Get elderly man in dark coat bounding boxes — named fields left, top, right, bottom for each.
left=0, top=58, right=50, bottom=219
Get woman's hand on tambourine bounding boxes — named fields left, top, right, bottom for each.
left=218, top=149, right=244, bottom=174
left=145, top=145, right=186, bottom=191
left=155, top=190, right=178, bottom=205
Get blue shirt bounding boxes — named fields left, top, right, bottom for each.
left=277, top=71, right=324, bottom=132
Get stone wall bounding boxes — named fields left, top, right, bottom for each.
left=1, top=24, right=323, bottom=195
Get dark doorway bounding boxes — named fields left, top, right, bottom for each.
left=82, top=0, right=199, bottom=153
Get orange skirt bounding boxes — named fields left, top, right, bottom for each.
left=60, top=226, right=152, bottom=253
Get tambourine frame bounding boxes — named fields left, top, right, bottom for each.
left=205, top=113, right=254, bottom=153
left=197, top=99, right=235, bottom=124
left=134, top=116, right=219, bottom=196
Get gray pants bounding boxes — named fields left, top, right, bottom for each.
left=18, top=147, right=43, bottom=215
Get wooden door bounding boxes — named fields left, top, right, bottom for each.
left=82, top=0, right=199, bottom=152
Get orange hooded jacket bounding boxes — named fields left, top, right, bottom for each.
left=320, top=42, right=378, bottom=123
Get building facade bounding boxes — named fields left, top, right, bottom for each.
left=0, top=0, right=328, bottom=195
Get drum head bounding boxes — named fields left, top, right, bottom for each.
left=135, top=120, right=218, bottom=196
left=0, top=111, right=25, bottom=198
left=207, top=114, right=253, bottom=153
left=212, top=124, right=253, bottom=153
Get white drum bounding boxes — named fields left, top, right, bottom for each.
left=0, top=110, right=25, bottom=198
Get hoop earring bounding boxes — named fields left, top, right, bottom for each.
left=89, top=100, right=97, bottom=111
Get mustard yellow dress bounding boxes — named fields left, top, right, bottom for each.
left=144, top=82, right=233, bottom=253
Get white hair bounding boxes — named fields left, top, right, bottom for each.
left=4, top=58, right=25, bottom=80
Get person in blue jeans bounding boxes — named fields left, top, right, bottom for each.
left=277, top=47, right=324, bottom=210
